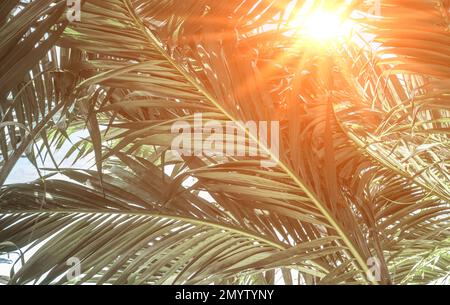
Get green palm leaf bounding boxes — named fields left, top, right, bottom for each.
left=0, top=0, right=449, bottom=285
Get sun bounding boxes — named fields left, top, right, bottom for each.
left=301, top=11, right=347, bottom=41
left=291, top=8, right=354, bottom=44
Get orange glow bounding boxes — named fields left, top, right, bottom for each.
left=290, top=6, right=354, bottom=44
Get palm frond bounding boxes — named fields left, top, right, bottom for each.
left=0, top=0, right=449, bottom=285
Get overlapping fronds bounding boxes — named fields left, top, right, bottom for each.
left=0, top=0, right=448, bottom=284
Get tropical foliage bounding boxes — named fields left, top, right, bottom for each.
left=0, top=0, right=449, bottom=284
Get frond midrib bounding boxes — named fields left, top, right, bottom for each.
left=3, top=208, right=288, bottom=251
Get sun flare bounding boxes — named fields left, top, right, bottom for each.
left=291, top=8, right=354, bottom=43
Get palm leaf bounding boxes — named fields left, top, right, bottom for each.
left=0, top=0, right=449, bottom=285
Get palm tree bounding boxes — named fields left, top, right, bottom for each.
left=0, top=0, right=449, bottom=285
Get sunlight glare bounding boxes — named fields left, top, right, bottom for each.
left=291, top=8, right=354, bottom=44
